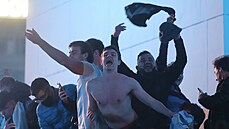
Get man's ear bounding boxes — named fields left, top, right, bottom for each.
left=219, top=67, right=222, bottom=71
left=83, top=53, right=89, bottom=59
left=118, top=60, right=121, bottom=65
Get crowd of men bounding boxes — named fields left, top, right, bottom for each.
left=0, top=15, right=229, bottom=129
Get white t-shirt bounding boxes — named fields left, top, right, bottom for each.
left=77, top=61, right=103, bottom=129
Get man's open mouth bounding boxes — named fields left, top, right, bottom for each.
left=105, top=59, right=113, bottom=66
left=144, top=64, right=152, bottom=68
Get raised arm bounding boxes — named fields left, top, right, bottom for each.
left=173, top=36, right=187, bottom=68
left=110, top=23, right=137, bottom=78
left=165, top=36, right=187, bottom=85
left=25, top=29, right=84, bottom=75
left=131, top=78, right=174, bottom=117
left=111, top=23, right=126, bottom=50
left=156, top=41, right=169, bottom=72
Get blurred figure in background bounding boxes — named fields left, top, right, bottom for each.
left=0, top=76, right=30, bottom=103
left=0, top=76, right=39, bottom=129
left=0, top=91, right=28, bottom=129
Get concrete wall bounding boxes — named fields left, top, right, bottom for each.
left=25, top=0, right=224, bottom=105
left=0, top=19, right=26, bottom=81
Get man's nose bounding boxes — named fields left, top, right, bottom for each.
left=144, top=60, right=151, bottom=64
left=106, top=54, right=112, bottom=57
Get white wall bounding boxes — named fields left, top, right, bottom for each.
left=224, top=0, right=229, bottom=55
left=25, top=0, right=224, bottom=104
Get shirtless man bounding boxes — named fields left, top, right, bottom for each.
left=86, top=45, right=174, bottom=129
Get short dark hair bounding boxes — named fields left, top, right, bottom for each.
left=180, top=102, right=205, bottom=129
left=31, top=78, right=50, bottom=96
left=103, top=45, right=121, bottom=60
left=0, top=91, right=13, bottom=110
left=86, top=38, right=104, bottom=55
left=0, top=76, right=15, bottom=89
left=69, top=41, right=93, bottom=63
left=213, top=55, right=229, bottom=72
left=137, top=50, right=152, bottom=60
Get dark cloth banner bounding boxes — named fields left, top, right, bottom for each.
left=125, top=2, right=176, bottom=27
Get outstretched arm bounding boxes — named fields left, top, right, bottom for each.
left=25, top=29, right=84, bottom=75
left=131, top=78, right=174, bottom=117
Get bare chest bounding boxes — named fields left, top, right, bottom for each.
left=92, top=80, right=130, bottom=106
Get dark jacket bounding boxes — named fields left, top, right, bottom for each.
left=111, top=36, right=187, bottom=129
left=198, top=77, right=229, bottom=129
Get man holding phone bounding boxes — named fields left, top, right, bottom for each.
left=198, top=55, right=229, bottom=129
left=30, top=78, right=76, bottom=129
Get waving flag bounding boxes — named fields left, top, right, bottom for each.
left=125, top=2, right=176, bottom=27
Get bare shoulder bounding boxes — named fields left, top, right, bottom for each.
left=118, top=73, right=138, bottom=84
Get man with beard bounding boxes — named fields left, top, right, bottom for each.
left=110, top=21, right=187, bottom=129
left=30, top=77, right=76, bottom=129
left=86, top=45, right=174, bottom=129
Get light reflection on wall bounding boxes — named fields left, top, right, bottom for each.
left=0, top=0, right=28, bottom=18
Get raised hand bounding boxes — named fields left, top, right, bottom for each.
left=167, top=14, right=176, bottom=23
left=113, top=23, right=126, bottom=37
left=25, top=28, right=43, bottom=45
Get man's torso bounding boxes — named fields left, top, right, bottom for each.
left=90, top=74, right=137, bottom=129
